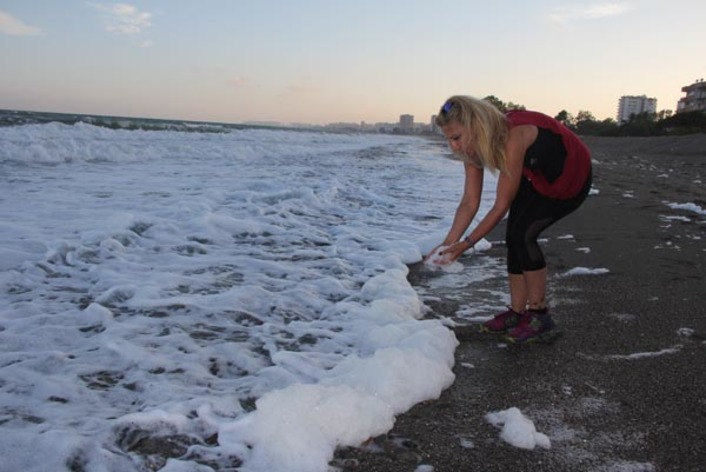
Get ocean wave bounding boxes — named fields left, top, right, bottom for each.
left=0, top=124, right=482, bottom=471
left=0, top=121, right=413, bottom=164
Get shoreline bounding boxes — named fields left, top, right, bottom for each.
left=334, top=135, right=706, bottom=472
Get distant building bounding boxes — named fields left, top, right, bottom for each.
left=399, top=114, right=414, bottom=132
left=676, top=79, right=706, bottom=113
left=617, top=95, right=657, bottom=124
left=430, top=114, right=439, bottom=133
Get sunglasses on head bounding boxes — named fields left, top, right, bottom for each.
left=441, top=101, right=453, bottom=115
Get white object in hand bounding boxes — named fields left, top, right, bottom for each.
left=426, top=245, right=453, bottom=266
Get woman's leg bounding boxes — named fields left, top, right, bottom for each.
left=508, top=273, right=527, bottom=313
left=506, top=178, right=544, bottom=312
left=509, top=260, right=546, bottom=313
left=504, top=176, right=593, bottom=342
left=506, top=175, right=591, bottom=313
left=524, top=267, right=547, bottom=310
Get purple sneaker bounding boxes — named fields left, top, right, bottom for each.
left=481, top=307, right=526, bottom=334
left=505, top=309, right=556, bottom=344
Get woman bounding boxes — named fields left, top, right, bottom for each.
left=430, top=95, right=592, bottom=344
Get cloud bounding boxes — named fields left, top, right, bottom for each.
left=227, top=77, right=248, bottom=88
left=0, top=10, right=42, bottom=36
left=89, top=2, right=152, bottom=35
left=548, top=2, right=631, bottom=23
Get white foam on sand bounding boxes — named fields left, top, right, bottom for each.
left=560, top=267, right=610, bottom=276
left=485, top=407, right=551, bottom=450
left=666, top=201, right=705, bottom=216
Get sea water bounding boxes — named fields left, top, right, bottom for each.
left=0, top=119, right=497, bottom=471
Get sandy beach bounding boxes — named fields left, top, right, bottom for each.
left=334, top=135, right=706, bottom=472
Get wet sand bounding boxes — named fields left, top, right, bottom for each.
left=334, top=135, right=706, bottom=472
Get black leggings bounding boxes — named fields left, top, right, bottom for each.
left=505, top=170, right=592, bottom=274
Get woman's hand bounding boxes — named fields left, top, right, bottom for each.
left=424, top=244, right=443, bottom=263
left=439, top=241, right=471, bottom=263
left=425, top=241, right=471, bottom=266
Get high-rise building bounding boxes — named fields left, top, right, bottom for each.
left=617, top=95, right=657, bottom=124
left=399, top=114, right=414, bottom=132
left=676, top=79, right=706, bottom=113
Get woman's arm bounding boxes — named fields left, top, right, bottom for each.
left=442, top=161, right=484, bottom=245
left=441, top=125, right=536, bottom=258
left=466, top=125, right=534, bottom=242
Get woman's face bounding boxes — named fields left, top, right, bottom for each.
left=441, top=121, right=476, bottom=160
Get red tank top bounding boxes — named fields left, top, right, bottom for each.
left=506, top=110, right=591, bottom=199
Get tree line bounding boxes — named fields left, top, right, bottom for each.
left=484, top=95, right=706, bottom=137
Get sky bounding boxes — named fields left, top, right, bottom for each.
left=1, top=1, right=705, bottom=125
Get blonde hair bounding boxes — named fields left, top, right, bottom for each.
left=435, top=95, right=509, bottom=173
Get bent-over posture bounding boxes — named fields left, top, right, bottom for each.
left=430, top=95, right=592, bottom=343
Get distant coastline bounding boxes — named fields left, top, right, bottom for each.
left=4, top=108, right=705, bottom=140
left=0, top=109, right=413, bottom=135
left=0, top=108, right=323, bottom=134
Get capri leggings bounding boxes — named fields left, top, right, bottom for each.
left=505, top=169, right=592, bottom=274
